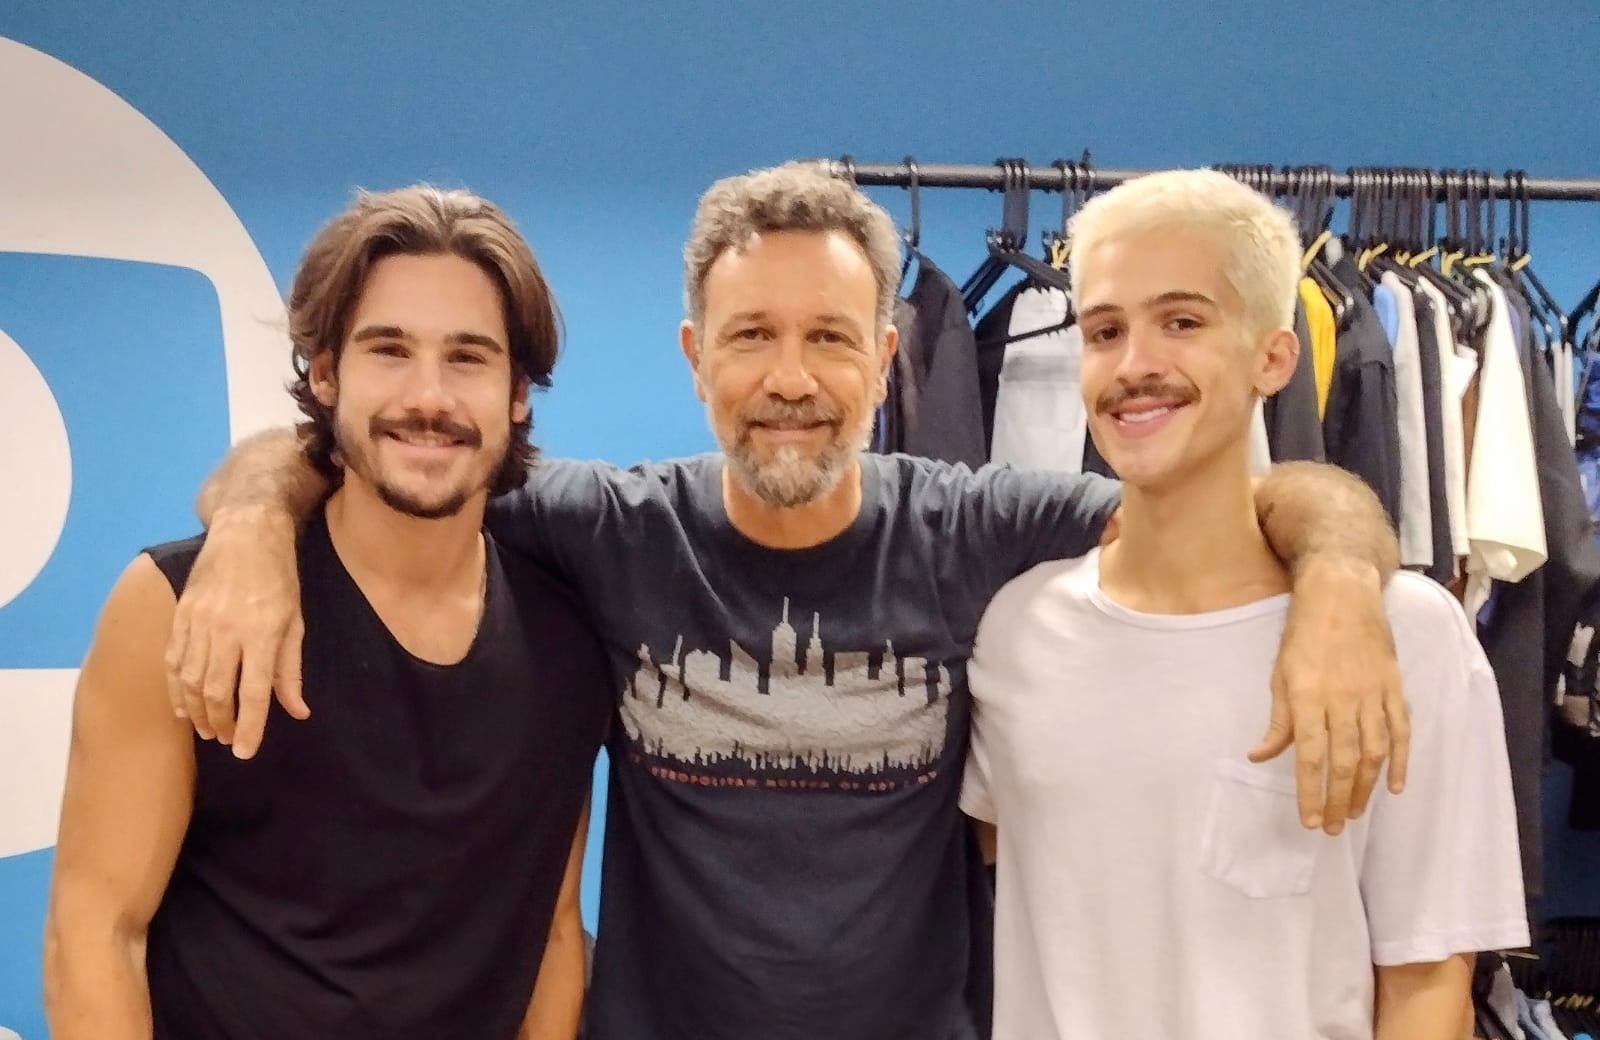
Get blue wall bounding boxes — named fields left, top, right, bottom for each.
left=4, top=2, right=1600, bottom=1034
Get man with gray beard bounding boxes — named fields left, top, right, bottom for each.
left=162, top=162, right=1409, bottom=1040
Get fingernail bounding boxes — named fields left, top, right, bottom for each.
left=1327, top=823, right=1344, bottom=836
left=175, top=708, right=188, bottom=719
left=1307, top=814, right=1322, bottom=829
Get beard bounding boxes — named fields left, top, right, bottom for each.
left=717, top=395, right=872, bottom=509
left=334, top=408, right=506, bottom=520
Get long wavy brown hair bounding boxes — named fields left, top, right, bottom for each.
left=287, top=185, right=561, bottom=495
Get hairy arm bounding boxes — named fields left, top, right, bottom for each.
left=1248, top=461, right=1408, bottom=834
left=519, top=804, right=592, bottom=1040
left=1373, top=956, right=1474, bottom=1040
left=44, top=556, right=197, bottom=1040
left=168, top=427, right=324, bottom=758
left=193, top=427, right=329, bottom=526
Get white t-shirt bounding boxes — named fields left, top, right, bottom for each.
left=962, top=552, right=1530, bottom=1040
left=1464, top=272, right=1545, bottom=616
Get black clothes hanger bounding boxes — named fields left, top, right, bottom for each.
left=1041, top=156, right=1077, bottom=268
left=1403, top=169, right=1479, bottom=321
left=961, top=158, right=1071, bottom=316
left=1289, top=165, right=1356, bottom=328
left=961, top=158, right=1027, bottom=313
left=898, top=156, right=923, bottom=292
left=1338, top=167, right=1379, bottom=296
left=1505, top=170, right=1571, bottom=350
left=970, top=158, right=1081, bottom=349
left=982, top=156, right=1085, bottom=346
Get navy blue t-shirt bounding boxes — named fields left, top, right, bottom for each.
left=490, top=453, right=1117, bottom=1040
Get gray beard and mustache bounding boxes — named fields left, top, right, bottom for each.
left=719, top=396, right=872, bottom=509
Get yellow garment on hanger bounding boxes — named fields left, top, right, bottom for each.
left=1299, top=277, right=1336, bottom=418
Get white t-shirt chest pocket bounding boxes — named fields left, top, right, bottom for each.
left=1198, top=758, right=1321, bottom=899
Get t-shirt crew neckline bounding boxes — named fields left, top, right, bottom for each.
left=1082, top=547, right=1292, bottom=631
left=701, top=452, right=883, bottom=571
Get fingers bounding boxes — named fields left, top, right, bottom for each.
left=1384, top=677, right=1411, bottom=794
left=232, top=633, right=278, bottom=761
left=275, top=613, right=310, bottom=722
left=178, top=628, right=216, bottom=740
left=1248, top=677, right=1294, bottom=763
left=200, top=638, right=243, bottom=745
left=164, top=608, right=192, bottom=720
left=1320, top=701, right=1361, bottom=835
left=1291, top=707, right=1327, bottom=832
left=1349, top=697, right=1391, bottom=821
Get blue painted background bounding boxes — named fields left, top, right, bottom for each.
left=4, top=2, right=1600, bottom=1034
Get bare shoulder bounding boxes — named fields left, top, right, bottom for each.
left=76, top=554, right=182, bottom=721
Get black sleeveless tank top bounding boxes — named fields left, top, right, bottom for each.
left=143, top=509, right=610, bottom=1039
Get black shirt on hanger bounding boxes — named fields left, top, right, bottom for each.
left=892, top=257, right=988, bottom=468
left=1324, top=256, right=1403, bottom=527
left=1410, top=290, right=1455, bottom=585
left=1263, top=297, right=1326, bottom=463
left=973, top=279, right=1027, bottom=457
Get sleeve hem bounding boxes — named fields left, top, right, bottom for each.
left=1371, top=922, right=1533, bottom=966
left=958, top=791, right=998, bottom=823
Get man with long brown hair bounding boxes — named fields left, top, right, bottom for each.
left=42, top=186, right=610, bottom=1040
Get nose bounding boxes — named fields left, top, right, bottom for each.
left=760, top=336, right=820, bottom=401
left=1113, top=321, right=1169, bottom=385
left=399, top=354, right=456, bottom=414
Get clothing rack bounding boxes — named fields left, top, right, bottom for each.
left=825, top=157, right=1600, bottom=202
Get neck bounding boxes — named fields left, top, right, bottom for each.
left=722, top=460, right=864, bottom=549
left=1100, top=444, right=1287, bottom=613
left=324, top=477, right=487, bottom=592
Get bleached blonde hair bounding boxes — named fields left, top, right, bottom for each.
left=1068, top=169, right=1302, bottom=339
left=683, top=161, right=902, bottom=339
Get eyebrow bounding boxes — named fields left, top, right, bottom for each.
left=350, top=324, right=505, bottom=354
left=721, top=311, right=865, bottom=333
left=1079, top=290, right=1220, bottom=322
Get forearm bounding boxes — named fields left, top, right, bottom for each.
left=43, top=916, right=155, bottom=1040
left=1255, top=462, right=1399, bottom=582
left=1373, top=956, right=1473, bottom=1040
left=518, top=914, right=587, bottom=1040
left=195, top=427, right=329, bottom=528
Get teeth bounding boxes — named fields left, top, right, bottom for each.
left=392, top=433, right=456, bottom=446
left=1118, top=407, right=1172, bottom=424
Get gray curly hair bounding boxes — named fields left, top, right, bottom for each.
left=683, top=161, right=902, bottom=339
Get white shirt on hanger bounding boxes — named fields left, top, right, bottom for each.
left=990, top=286, right=1086, bottom=472
left=963, top=552, right=1530, bottom=1040
left=1413, top=280, right=1471, bottom=559
left=1464, top=273, right=1547, bottom=617
left=1381, top=272, right=1434, bottom=568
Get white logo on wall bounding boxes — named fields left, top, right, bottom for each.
left=0, top=37, right=296, bottom=862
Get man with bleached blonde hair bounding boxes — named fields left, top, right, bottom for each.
left=963, top=170, right=1529, bottom=1040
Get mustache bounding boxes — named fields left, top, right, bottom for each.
left=1095, top=379, right=1198, bottom=415
left=369, top=413, right=482, bottom=448
left=738, top=398, right=844, bottom=428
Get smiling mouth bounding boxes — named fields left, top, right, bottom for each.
left=1112, top=403, right=1184, bottom=424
